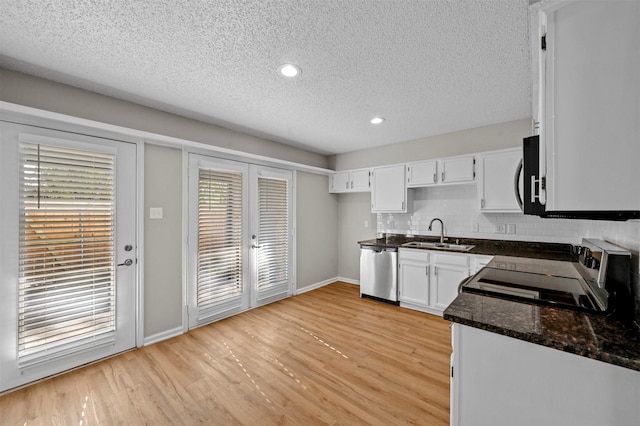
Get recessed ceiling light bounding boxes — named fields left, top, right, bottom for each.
left=370, top=117, right=385, bottom=125
left=278, top=64, right=301, bottom=78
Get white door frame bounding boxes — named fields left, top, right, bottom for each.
left=182, top=150, right=296, bottom=331
left=0, top=120, right=143, bottom=392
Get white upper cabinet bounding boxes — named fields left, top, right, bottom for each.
left=330, top=171, right=350, bottom=192
left=407, top=155, right=475, bottom=188
left=406, top=160, right=438, bottom=187
left=440, top=155, right=475, bottom=185
left=329, top=168, right=370, bottom=193
left=371, top=164, right=408, bottom=213
left=478, top=148, right=522, bottom=213
left=533, top=0, right=640, bottom=212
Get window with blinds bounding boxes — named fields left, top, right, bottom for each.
left=18, top=143, right=116, bottom=359
left=197, top=168, right=244, bottom=306
left=257, top=177, right=289, bottom=290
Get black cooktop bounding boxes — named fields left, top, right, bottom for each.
left=461, top=256, right=604, bottom=313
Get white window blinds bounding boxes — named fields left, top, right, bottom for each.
left=257, top=177, right=289, bottom=290
left=197, top=168, right=244, bottom=306
left=18, top=142, right=116, bottom=358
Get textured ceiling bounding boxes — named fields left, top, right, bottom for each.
left=0, top=0, right=531, bottom=155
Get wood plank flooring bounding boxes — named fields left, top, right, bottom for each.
left=0, top=282, right=452, bottom=425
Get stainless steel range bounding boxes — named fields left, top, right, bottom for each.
left=460, top=239, right=634, bottom=322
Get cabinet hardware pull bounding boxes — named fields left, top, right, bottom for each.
left=441, top=171, right=445, bottom=182
left=434, top=266, right=438, bottom=275
left=433, top=173, right=436, bottom=183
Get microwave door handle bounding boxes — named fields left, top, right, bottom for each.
left=514, top=158, right=523, bottom=211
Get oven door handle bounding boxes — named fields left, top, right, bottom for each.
left=457, top=274, right=476, bottom=294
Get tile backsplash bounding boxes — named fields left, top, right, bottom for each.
left=377, top=184, right=639, bottom=249
left=378, top=184, right=640, bottom=321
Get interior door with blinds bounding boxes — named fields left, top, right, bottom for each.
left=249, top=166, right=293, bottom=307
left=0, top=122, right=138, bottom=392
left=187, top=155, right=293, bottom=328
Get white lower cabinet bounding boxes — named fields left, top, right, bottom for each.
left=399, top=249, right=471, bottom=316
left=431, top=253, right=469, bottom=311
left=398, top=249, right=430, bottom=308
left=451, top=324, right=640, bottom=426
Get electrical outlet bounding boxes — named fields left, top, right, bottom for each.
left=472, top=223, right=479, bottom=233
left=507, top=224, right=516, bottom=234
left=495, top=224, right=506, bottom=234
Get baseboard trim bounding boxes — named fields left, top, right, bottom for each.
left=336, top=277, right=359, bottom=285
left=296, top=277, right=360, bottom=295
left=143, top=326, right=184, bottom=346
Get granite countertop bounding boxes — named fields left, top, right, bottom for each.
left=358, top=235, right=640, bottom=371
left=358, top=235, right=575, bottom=261
left=443, top=292, right=640, bottom=372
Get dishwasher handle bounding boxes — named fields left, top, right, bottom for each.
left=362, top=246, right=397, bottom=254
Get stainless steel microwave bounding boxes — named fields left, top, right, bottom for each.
left=517, top=136, right=640, bottom=221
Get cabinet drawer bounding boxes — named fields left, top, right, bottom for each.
left=432, top=252, right=469, bottom=267
left=399, top=248, right=429, bottom=263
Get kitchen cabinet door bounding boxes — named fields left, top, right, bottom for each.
left=533, top=0, right=640, bottom=212
left=478, top=149, right=522, bottom=213
left=431, top=253, right=470, bottom=312
left=398, top=249, right=430, bottom=312
left=330, top=171, right=350, bottom=193
left=329, top=168, right=370, bottom=193
left=350, top=168, right=371, bottom=191
left=440, top=155, right=475, bottom=185
left=371, top=164, right=408, bottom=213
left=432, top=264, right=469, bottom=311
left=398, top=261, right=430, bottom=307
left=406, top=160, right=437, bottom=187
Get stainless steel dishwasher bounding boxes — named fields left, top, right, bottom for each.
left=359, top=245, right=398, bottom=304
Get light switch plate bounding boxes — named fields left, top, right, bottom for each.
left=149, top=207, right=163, bottom=219
left=495, top=224, right=506, bottom=234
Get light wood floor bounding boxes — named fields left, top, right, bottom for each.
left=0, top=282, right=452, bottom=425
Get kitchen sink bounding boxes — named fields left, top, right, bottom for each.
left=401, top=241, right=475, bottom=252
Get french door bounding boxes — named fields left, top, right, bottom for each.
left=187, top=154, right=293, bottom=328
left=0, top=122, right=138, bottom=392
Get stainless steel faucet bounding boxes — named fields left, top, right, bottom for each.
left=428, top=218, right=445, bottom=243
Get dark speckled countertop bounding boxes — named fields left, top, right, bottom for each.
left=358, top=235, right=575, bottom=261
left=444, top=293, right=640, bottom=371
left=358, top=235, right=640, bottom=372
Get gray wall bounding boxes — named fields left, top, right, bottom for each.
left=337, top=193, right=378, bottom=281
left=144, top=145, right=183, bottom=336
left=0, top=68, right=339, bottom=339
left=296, top=172, right=340, bottom=287
left=333, top=119, right=532, bottom=282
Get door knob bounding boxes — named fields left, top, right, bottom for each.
left=118, top=259, right=133, bottom=267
